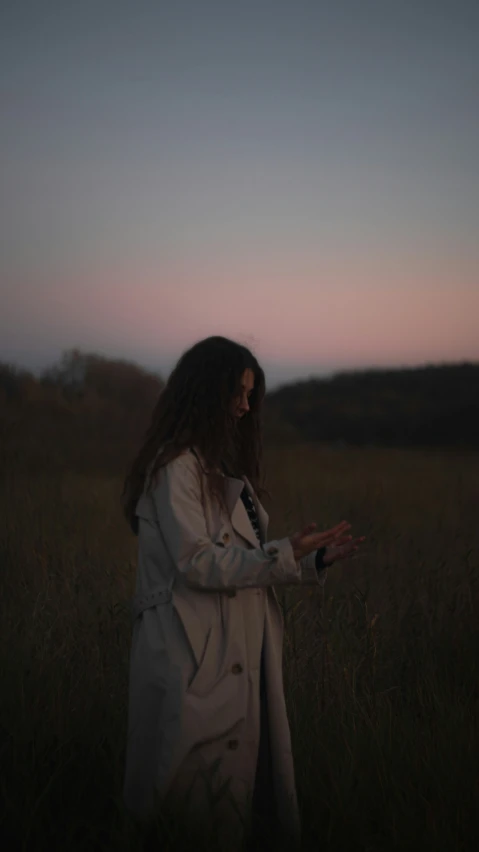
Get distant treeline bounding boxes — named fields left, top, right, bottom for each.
left=1, top=351, right=478, bottom=473
left=0, top=350, right=164, bottom=475
left=264, top=362, right=479, bottom=449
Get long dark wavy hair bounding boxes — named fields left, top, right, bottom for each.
left=122, top=336, right=270, bottom=535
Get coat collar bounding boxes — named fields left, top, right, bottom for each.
left=189, top=448, right=269, bottom=548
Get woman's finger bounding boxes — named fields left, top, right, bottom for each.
left=326, top=522, right=351, bottom=535
left=333, top=535, right=353, bottom=546
left=314, top=532, right=346, bottom=548
left=338, top=541, right=365, bottom=560
left=299, top=521, right=350, bottom=547
left=313, top=521, right=350, bottom=537
left=340, top=531, right=366, bottom=542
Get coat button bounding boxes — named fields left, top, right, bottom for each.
left=231, top=663, right=243, bottom=675
left=227, top=739, right=239, bottom=750
left=223, top=532, right=230, bottom=543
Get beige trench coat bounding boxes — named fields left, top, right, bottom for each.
left=123, top=448, right=326, bottom=846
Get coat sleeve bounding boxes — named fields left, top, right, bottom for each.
left=149, top=454, right=324, bottom=591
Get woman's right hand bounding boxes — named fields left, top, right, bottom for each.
left=289, top=520, right=352, bottom=562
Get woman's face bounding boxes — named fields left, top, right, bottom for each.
left=231, top=368, right=255, bottom=419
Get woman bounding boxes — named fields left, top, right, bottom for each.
left=122, top=336, right=364, bottom=849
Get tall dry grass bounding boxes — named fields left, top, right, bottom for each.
left=1, top=442, right=479, bottom=850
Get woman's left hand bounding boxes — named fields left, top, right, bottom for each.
left=323, top=534, right=366, bottom=566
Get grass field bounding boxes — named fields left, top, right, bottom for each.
left=1, top=441, right=479, bottom=850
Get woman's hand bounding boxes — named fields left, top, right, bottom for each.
left=290, top=521, right=352, bottom=562
left=323, top=533, right=366, bottom=566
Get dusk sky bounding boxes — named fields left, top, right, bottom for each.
left=2, top=0, right=478, bottom=390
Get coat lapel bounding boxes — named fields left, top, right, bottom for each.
left=188, top=449, right=269, bottom=549
left=224, top=474, right=269, bottom=549
left=224, top=475, right=258, bottom=549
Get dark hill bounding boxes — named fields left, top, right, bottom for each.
left=263, top=362, right=479, bottom=449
